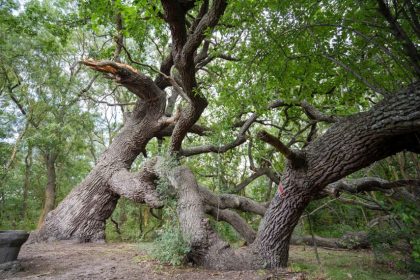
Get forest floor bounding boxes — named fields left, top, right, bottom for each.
left=0, top=242, right=416, bottom=280
left=1, top=242, right=300, bottom=280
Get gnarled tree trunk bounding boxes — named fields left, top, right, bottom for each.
left=30, top=0, right=420, bottom=272
left=252, top=83, right=420, bottom=267
left=32, top=62, right=169, bottom=242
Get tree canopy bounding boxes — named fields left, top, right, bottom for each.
left=1, top=0, right=419, bottom=275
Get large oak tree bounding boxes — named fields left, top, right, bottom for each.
left=31, top=0, right=420, bottom=269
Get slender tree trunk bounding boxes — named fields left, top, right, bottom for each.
left=37, top=151, right=57, bottom=228
left=21, top=146, right=32, bottom=220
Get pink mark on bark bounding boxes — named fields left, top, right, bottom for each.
left=278, top=181, right=285, bottom=196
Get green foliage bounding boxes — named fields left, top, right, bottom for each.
left=0, top=1, right=419, bottom=278
left=368, top=222, right=420, bottom=273
left=289, top=246, right=417, bottom=280
left=1, top=0, right=100, bottom=229
left=150, top=223, right=190, bottom=266
left=155, top=156, right=179, bottom=200
left=212, top=220, right=240, bottom=244
left=411, top=239, right=420, bottom=264
left=305, top=198, right=367, bottom=237
left=150, top=200, right=190, bottom=266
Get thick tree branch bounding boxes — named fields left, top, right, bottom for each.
left=81, top=60, right=164, bottom=101
left=112, top=0, right=123, bottom=62
left=257, top=130, right=306, bottom=168
left=180, top=113, right=257, bottom=157
left=306, top=82, right=420, bottom=190
left=199, top=186, right=267, bottom=216
left=328, top=177, right=420, bottom=195
left=189, top=0, right=209, bottom=34
left=182, top=0, right=227, bottom=67
left=291, top=232, right=370, bottom=249
left=270, top=99, right=339, bottom=123
left=300, top=101, right=339, bottom=123
left=161, top=0, right=228, bottom=154
left=205, top=206, right=256, bottom=244
left=233, top=169, right=269, bottom=193
left=109, top=168, right=163, bottom=208
left=194, top=40, right=210, bottom=65
left=155, top=123, right=209, bottom=138
left=256, top=83, right=420, bottom=268
left=181, top=137, right=246, bottom=157
left=196, top=52, right=240, bottom=69
left=335, top=196, right=385, bottom=211
left=154, top=53, right=174, bottom=90
left=320, top=177, right=420, bottom=209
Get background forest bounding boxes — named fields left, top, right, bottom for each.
left=0, top=0, right=419, bottom=278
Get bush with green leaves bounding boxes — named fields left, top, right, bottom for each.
left=150, top=222, right=190, bottom=266
left=149, top=199, right=190, bottom=266
left=368, top=223, right=420, bottom=273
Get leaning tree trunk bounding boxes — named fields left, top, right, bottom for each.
left=32, top=61, right=170, bottom=242
left=252, top=83, right=420, bottom=268
left=33, top=101, right=165, bottom=242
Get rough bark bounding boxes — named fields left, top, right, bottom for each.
left=161, top=0, right=227, bottom=154
left=253, top=82, right=420, bottom=268
left=109, top=163, right=162, bottom=208
left=29, top=0, right=420, bottom=272
left=33, top=82, right=420, bottom=269
left=198, top=185, right=267, bottom=216
left=32, top=0, right=229, bottom=245
left=31, top=62, right=169, bottom=242
left=155, top=159, right=257, bottom=270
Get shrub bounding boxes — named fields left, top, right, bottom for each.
left=150, top=223, right=190, bottom=266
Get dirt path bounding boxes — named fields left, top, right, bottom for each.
left=1, top=242, right=301, bottom=280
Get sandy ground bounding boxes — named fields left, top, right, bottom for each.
left=0, top=242, right=302, bottom=280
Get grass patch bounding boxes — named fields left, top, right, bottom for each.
left=289, top=245, right=418, bottom=280
left=137, top=242, right=417, bottom=279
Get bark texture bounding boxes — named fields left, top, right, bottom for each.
left=30, top=0, right=420, bottom=272
left=32, top=62, right=169, bottom=242
left=254, top=82, right=420, bottom=267
left=155, top=159, right=257, bottom=270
